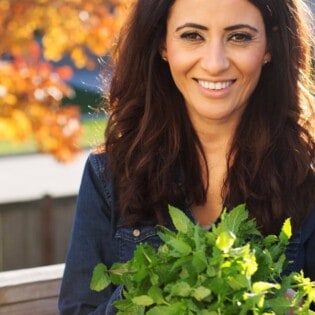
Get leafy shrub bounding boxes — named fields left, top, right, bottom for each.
left=91, top=204, right=315, bottom=314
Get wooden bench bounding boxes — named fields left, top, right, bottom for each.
left=0, top=264, right=64, bottom=315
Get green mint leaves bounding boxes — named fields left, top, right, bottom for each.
left=91, top=204, right=315, bottom=314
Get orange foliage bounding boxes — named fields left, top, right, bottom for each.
left=0, top=0, right=132, bottom=161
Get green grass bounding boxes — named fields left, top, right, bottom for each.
left=0, top=118, right=106, bottom=156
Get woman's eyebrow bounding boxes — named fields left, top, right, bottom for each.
left=175, top=23, right=208, bottom=32
left=224, top=24, right=258, bottom=32
left=175, top=23, right=259, bottom=33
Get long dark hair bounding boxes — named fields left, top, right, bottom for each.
left=104, top=0, right=315, bottom=234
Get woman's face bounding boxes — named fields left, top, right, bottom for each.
left=162, top=0, right=270, bottom=128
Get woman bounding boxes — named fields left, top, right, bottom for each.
left=59, top=0, right=315, bottom=314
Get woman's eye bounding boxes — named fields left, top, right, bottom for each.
left=180, top=32, right=203, bottom=41
left=229, top=33, right=253, bottom=43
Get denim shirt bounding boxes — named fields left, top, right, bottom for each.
left=58, top=152, right=315, bottom=315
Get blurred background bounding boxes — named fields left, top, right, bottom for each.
left=0, top=0, right=131, bottom=271
left=0, top=0, right=314, bottom=272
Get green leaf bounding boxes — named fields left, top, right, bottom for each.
left=171, top=255, right=192, bottom=270
left=116, top=300, right=145, bottom=315
left=219, top=204, right=248, bottom=235
left=206, top=265, right=217, bottom=278
left=146, top=306, right=169, bottom=315
left=215, top=230, right=236, bottom=252
left=227, top=274, right=250, bottom=290
left=244, top=257, right=258, bottom=278
left=133, top=243, right=154, bottom=265
left=148, top=286, right=165, bottom=304
left=167, top=281, right=192, bottom=297
left=147, top=302, right=186, bottom=315
left=192, top=286, right=211, bottom=301
left=167, top=238, right=192, bottom=256
left=279, top=218, right=292, bottom=244
left=273, top=253, right=287, bottom=276
left=168, top=204, right=192, bottom=233
left=90, top=263, right=111, bottom=292
left=194, top=224, right=201, bottom=249
left=133, top=266, right=149, bottom=283
left=265, top=296, right=291, bottom=314
left=208, top=277, right=227, bottom=295
left=240, top=293, right=266, bottom=314
left=108, top=262, right=129, bottom=285
left=192, top=249, right=207, bottom=273
left=252, top=281, right=281, bottom=293
left=132, top=295, right=154, bottom=306
left=263, top=234, right=278, bottom=247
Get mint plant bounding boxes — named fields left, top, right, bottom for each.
left=91, top=204, right=315, bottom=314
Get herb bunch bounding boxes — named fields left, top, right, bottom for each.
left=91, top=204, right=315, bottom=314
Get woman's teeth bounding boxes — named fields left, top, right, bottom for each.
left=198, top=80, right=233, bottom=90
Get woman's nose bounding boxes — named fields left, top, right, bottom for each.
left=200, top=40, right=230, bottom=74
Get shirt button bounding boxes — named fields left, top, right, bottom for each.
left=133, top=229, right=141, bottom=237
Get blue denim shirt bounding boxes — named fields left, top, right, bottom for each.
left=59, top=152, right=315, bottom=315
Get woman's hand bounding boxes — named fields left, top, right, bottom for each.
left=285, top=288, right=296, bottom=315
left=285, top=288, right=306, bottom=314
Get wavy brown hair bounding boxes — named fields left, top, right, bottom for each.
left=104, top=0, right=315, bottom=234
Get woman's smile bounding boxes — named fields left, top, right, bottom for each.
left=195, top=78, right=236, bottom=99
left=196, top=79, right=235, bottom=91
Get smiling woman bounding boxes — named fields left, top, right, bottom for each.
left=58, top=0, right=315, bottom=314
left=161, top=0, right=273, bottom=222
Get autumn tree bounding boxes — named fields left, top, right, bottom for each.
left=0, top=0, right=131, bottom=161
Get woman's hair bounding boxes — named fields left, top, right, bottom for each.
left=104, top=0, right=315, bottom=234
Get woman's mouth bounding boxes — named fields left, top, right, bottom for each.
left=197, top=79, right=235, bottom=90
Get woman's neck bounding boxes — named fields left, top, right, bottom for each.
left=190, top=118, right=239, bottom=225
left=195, top=120, right=236, bottom=165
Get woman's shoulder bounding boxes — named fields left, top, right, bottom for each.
left=81, top=148, right=114, bottom=206
left=86, top=147, right=108, bottom=175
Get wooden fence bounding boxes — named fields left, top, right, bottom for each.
left=0, top=264, right=64, bottom=315
left=0, top=195, right=76, bottom=271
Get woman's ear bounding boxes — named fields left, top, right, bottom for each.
left=263, top=51, right=271, bottom=65
left=160, top=43, right=168, bottom=62
left=263, top=40, right=272, bottom=65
